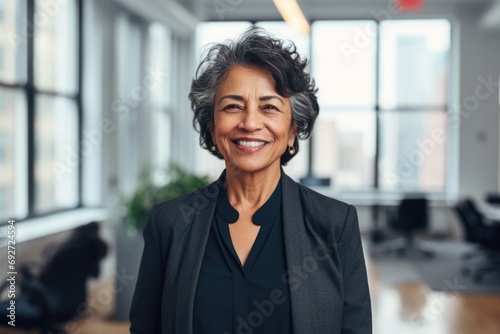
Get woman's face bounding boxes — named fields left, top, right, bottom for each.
left=212, top=65, right=296, bottom=175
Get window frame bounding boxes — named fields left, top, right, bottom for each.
left=307, top=19, right=451, bottom=194
left=0, top=0, right=84, bottom=224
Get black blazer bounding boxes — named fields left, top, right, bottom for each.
left=130, top=171, right=372, bottom=333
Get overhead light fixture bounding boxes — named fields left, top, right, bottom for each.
left=273, top=0, right=310, bottom=34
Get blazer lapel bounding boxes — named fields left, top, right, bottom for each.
left=174, top=179, right=221, bottom=334
left=281, top=173, right=312, bottom=333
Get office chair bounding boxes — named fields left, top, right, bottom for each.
left=382, top=197, right=435, bottom=258
left=454, top=199, right=500, bottom=282
left=0, top=222, right=108, bottom=334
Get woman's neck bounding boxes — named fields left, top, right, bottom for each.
left=224, top=165, right=281, bottom=212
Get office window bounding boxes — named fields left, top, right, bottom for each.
left=312, top=19, right=450, bottom=192
left=35, top=96, right=79, bottom=212
left=149, top=23, right=173, bottom=185
left=194, top=19, right=451, bottom=193
left=32, top=0, right=80, bottom=213
left=0, top=0, right=27, bottom=84
left=114, top=13, right=147, bottom=195
left=0, top=0, right=81, bottom=223
left=34, top=0, right=78, bottom=94
left=378, top=20, right=449, bottom=191
left=312, top=21, right=377, bottom=189
left=0, top=88, right=27, bottom=222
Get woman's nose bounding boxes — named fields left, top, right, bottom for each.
left=238, top=106, right=263, bottom=132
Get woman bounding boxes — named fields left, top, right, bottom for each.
left=130, top=27, right=371, bottom=334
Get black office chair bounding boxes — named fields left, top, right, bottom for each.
left=454, top=199, right=500, bottom=281
left=0, top=222, right=108, bottom=334
left=382, top=197, right=434, bottom=258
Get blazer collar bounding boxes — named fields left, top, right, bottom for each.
left=281, top=171, right=313, bottom=333
left=176, top=168, right=308, bottom=334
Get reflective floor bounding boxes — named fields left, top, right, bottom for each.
left=368, top=252, right=500, bottom=334
left=2, top=252, right=499, bottom=334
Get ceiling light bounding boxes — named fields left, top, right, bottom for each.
left=273, top=0, right=310, bottom=34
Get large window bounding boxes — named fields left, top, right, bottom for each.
left=149, top=22, right=173, bottom=185
left=377, top=20, right=449, bottom=191
left=194, top=19, right=451, bottom=193
left=0, top=0, right=82, bottom=222
left=312, top=19, right=450, bottom=192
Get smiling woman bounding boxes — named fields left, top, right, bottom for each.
left=130, top=27, right=372, bottom=334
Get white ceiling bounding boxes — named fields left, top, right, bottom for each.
left=202, top=0, right=496, bottom=22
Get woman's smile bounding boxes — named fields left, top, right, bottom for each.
left=232, top=137, right=268, bottom=153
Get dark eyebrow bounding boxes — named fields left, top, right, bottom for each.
left=218, top=95, right=244, bottom=106
left=218, top=94, right=284, bottom=105
left=260, top=95, right=284, bottom=104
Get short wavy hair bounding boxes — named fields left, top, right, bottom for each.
left=189, top=26, right=319, bottom=165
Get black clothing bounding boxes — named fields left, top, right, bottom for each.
left=193, top=173, right=292, bottom=334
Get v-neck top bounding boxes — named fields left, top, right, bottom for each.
left=193, top=171, right=292, bottom=334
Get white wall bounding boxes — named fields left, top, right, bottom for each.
left=456, top=6, right=500, bottom=199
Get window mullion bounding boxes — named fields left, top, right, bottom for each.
left=27, top=0, right=35, bottom=218
left=77, top=0, right=83, bottom=208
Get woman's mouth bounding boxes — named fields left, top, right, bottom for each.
left=233, top=139, right=268, bottom=152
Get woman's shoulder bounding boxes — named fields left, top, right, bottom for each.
left=150, top=180, right=220, bottom=227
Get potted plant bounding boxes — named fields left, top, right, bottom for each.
left=122, top=163, right=211, bottom=232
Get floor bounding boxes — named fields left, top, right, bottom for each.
left=3, top=249, right=500, bottom=334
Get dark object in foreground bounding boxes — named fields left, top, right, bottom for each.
left=0, top=221, right=108, bottom=334
left=454, top=199, right=500, bottom=282
left=486, top=193, right=500, bottom=206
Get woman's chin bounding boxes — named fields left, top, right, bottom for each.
left=224, top=159, right=279, bottom=176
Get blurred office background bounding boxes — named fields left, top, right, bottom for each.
left=0, top=0, right=500, bottom=333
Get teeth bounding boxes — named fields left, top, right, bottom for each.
left=236, top=140, right=266, bottom=147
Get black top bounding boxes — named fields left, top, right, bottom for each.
left=193, top=171, right=292, bottom=334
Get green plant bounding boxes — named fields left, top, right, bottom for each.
left=121, top=163, right=211, bottom=231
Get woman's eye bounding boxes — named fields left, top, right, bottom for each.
left=222, top=104, right=242, bottom=111
left=262, top=104, right=279, bottom=111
